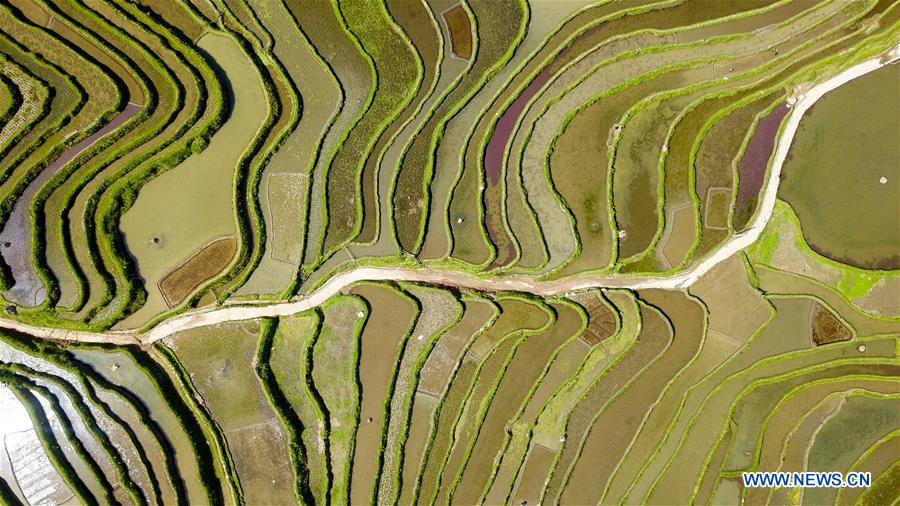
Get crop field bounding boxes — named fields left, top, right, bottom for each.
left=0, top=0, right=897, bottom=504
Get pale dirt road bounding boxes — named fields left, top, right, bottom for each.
left=2, top=48, right=896, bottom=346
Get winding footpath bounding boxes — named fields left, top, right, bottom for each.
left=1, top=48, right=897, bottom=346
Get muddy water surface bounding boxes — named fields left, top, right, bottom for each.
left=0, top=104, right=140, bottom=306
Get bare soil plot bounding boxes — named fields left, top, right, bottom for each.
left=810, top=301, right=853, bottom=345
left=689, top=255, right=771, bottom=344
left=0, top=58, right=46, bottom=155
left=853, top=275, right=900, bottom=318
left=442, top=4, right=471, bottom=60
left=158, top=236, right=236, bottom=308
left=267, top=173, right=307, bottom=264
left=660, top=204, right=695, bottom=268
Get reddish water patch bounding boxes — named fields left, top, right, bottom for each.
left=733, top=102, right=789, bottom=227
left=0, top=103, right=141, bottom=306
left=482, top=19, right=609, bottom=185
left=484, top=72, right=551, bottom=185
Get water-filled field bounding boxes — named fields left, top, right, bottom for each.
left=780, top=63, right=900, bottom=269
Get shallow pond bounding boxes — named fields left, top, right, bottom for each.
left=779, top=63, right=899, bottom=269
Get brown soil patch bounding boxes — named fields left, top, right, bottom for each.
left=159, top=236, right=237, bottom=308
left=581, top=298, right=617, bottom=346
left=810, top=302, right=852, bottom=346
left=442, top=4, right=472, bottom=60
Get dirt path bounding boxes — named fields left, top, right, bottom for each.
left=0, top=49, right=895, bottom=346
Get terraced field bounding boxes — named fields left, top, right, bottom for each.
left=0, top=0, right=897, bottom=504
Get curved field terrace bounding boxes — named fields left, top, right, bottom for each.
left=0, top=1, right=896, bottom=504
